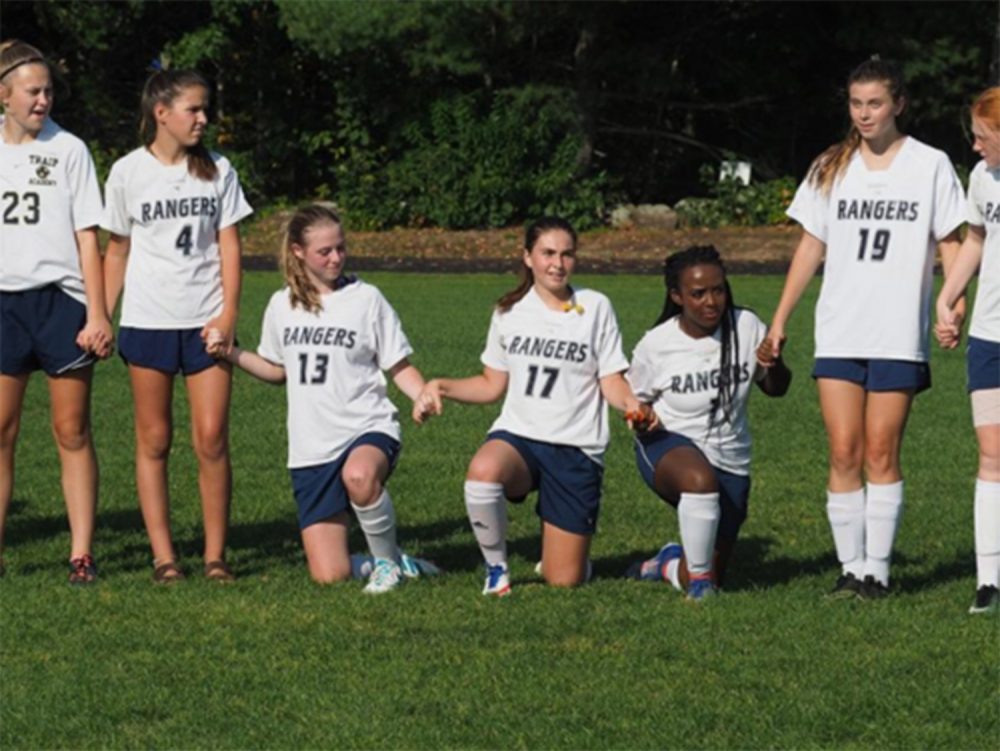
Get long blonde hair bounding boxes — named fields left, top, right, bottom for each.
left=808, top=57, right=906, bottom=195
left=281, top=203, right=344, bottom=313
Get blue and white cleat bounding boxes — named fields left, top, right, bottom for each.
left=482, top=564, right=511, bottom=597
left=363, top=557, right=404, bottom=594
left=686, top=575, right=716, bottom=601
left=400, top=553, right=442, bottom=579
left=350, top=553, right=374, bottom=580
left=625, top=541, right=683, bottom=582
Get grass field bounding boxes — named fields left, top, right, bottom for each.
left=1, top=271, right=996, bottom=750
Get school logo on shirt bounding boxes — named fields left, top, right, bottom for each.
left=667, top=363, right=751, bottom=394
left=140, top=196, right=219, bottom=222
left=505, top=335, right=589, bottom=363
left=28, top=154, right=57, bottom=186
left=836, top=199, right=918, bottom=222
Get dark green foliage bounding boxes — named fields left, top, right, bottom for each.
left=676, top=167, right=796, bottom=227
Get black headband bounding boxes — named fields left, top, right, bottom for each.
left=0, top=57, right=46, bottom=82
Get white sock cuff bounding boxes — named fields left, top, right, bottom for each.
left=827, top=488, right=865, bottom=571
left=826, top=487, right=865, bottom=511
left=678, top=492, right=721, bottom=518
left=975, top=479, right=1000, bottom=557
left=464, top=480, right=505, bottom=504
left=976, top=478, right=1000, bottom=500
left=352, top=490, right=395, bottom=533
left=865, top=480, right=904, bottom=504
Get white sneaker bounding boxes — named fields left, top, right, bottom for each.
left=399, top=553, right=441, bottom=578
left=483, top=563, right=511, bottom=596
left=363, top=558, right=404, bottom=594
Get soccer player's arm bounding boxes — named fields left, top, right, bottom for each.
left=388, top=357, right=425, bottom=403
left=936, top=224, right=984, bottom=349
left=75, top=226, right=113, bottom=358
left=102, top=233, right=130, bottom=322
left=224, top=346, right=286, bottom=384
left=765, top=230, right=825, bottom=362
left=204, top=223, right=243, bottom=350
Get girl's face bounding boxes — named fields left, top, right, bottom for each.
left=848, top=80, right=903, bottom=144
left=524, top=229, right=576, bottom=298
left=670, top=263, right=727, bottom=337
left=293, top=221, right=347, bottom=291
left=154, top=85, right=209, bottom=148
left=0, top=63, right=52, bottom=136
left=972, top=116, right=1000, bottom=169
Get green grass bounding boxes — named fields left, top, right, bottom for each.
left=2, top=272, right=997, bottom=750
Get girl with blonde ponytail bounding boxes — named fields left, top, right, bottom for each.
left=761, top=57, right=966, bottom=600
left=215, top=204, right=438, bottom=593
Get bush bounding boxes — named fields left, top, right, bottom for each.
left=336, top=86, right=608, bottom=230
left=675, top=164, right=795, bottom=227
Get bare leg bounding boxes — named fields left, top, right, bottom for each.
left=300, top=513, right=352, bottom=583
left=0, top=373, right=29, bottom=559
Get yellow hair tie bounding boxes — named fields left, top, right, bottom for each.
left=562, top=301, right=585, bottom=315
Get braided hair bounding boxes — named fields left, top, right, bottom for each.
left=656, top=245, right=739, bottom=430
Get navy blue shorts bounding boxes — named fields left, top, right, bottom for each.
left=487, top=430, right=603, bottom=535
left=634, top=430, right=750, bottom=544
left=813, top=357, right=930, bottom=393
left=0, top=285, right=93, bottom=376
left=119, top=327, right=216, bottom=375
left=968, top=337, right=1000, bottom=392
left=289, top=433, right=401, bottom=530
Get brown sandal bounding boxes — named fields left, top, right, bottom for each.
left=204, top=560, right=235, bottom=583
left=152, top=560, right=185, bottom=584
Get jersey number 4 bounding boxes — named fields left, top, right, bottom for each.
left=525, top=365, right=559, bottom=398
left=2, top=191, right=40, bottom=224
left=175, top=225, right=194, bottom=256
left=857, top=228, right=890, bottom=261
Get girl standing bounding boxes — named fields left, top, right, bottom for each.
left=0, top=40, right=111, bottom=583
left=935, top=87, right=1000, bottom=614
left=102, top=70, right=252, bottom=583
left=763, top=58, right=965, bottom=598
left=416, top=217, right=641, bottom=595
left=626, top=246, right=790, bottom=599
left=215, top=203, right=432, bottom=593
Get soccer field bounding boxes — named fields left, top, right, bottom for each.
left=1, top=271, right=995, bottom=750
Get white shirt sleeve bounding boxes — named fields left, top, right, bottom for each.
left=216, top=161, right=253, bottom=230
left=480, top=310, right=508, bottom=372
left=786, top=174, right=828, bottom=242
left=966, top=163, right=986, bottom=227
left=932, top=154, right=966, bottom=240
left=101, top=162, right=131, bottom=237
left=257, top=293, right=284, bottom=364
left=67, top=140, right=103, bottom=231
left=371, top=290, right=414, bottom=370
left=594, top=298, right=629, bottom=378
left=626, top=334, right=658, bottom=402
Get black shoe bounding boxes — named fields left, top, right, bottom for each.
left=827, top=572, right=863, bottom=599
left=68, top=554, right=98, bottom=585
left=969, top=585, right=999, bottom=614
left=859, top=574, right=890, bottom=600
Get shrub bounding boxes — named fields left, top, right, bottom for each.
left=675, top=164, right=795, bottom=227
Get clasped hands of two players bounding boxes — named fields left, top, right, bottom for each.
left=934, top=302, right=965, bottom=350
left=203, top=322, right=235, bottom=358
left=76, top=316, right=114, bottom=360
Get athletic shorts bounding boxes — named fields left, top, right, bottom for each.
left=967, top=337, right=1000, bottom=392
left=289, top=433, right=401, bottom=530
left=487, top=430, right=603, bottom=536
left=634, top=430, right=750, bottom=544
left=0, top=285, right=93, bottom=376
left=119, top=327, right=217, bottom=375
left=813, top=357, right=930, bottom=393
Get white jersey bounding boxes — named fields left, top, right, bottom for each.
left=787, top=137, right=965, bottom=362
left=257, top=280, right=413, bottom=469
left=102, top=147, right=252, bottom=328
left=628, top=309, right=768, bottom=475
left=482, top=287, right=629, bottom=463
left=0, top=118, right=103, bottom=304
left=965, top=160, right=1000, bottom=343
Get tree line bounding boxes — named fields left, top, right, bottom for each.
left=5, top=0, right=993, bottom=229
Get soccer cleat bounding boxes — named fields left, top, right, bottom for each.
left=350, top=553, right=374, bottom=580
left=363, top=558, right=404, bottom=594
left=68, top=554, right=97, bottom=585
left=400, top=553, right=441, bottom=578
left=969, top=585, right=1000, bottom=614
left=482, top=564, right=511, bottom=596
left=827, top=572, right=864, bottom=600
left=625, top=542, right=683, bottom=582
left=686, top=575, right=716, bottom=601
left=859, top=574, right=890, bottom=600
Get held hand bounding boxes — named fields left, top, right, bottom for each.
left=413, top=381, right=443, bottom=424
left=625, top=402, right=657, bottom=432
left=76, top=317, right=114, bottom=360
left=934, top=303, right=962, bottom=350
left=757, top=329, right=786, bottom=368
left=202, top=318, right=234, bottom=358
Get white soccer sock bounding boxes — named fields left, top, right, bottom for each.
left=827, top=488, right=866, bottom=578
left=974, top=479, right=1000, bottom=588
left=464, top=480, right=508, bottom=568
left=351, top=489, right=399, bottom=563
left=664, top=558, right=684, bottom=592
left=677, top=492, right=720, bottom=577
left=864, top=480, right=904, bottom=586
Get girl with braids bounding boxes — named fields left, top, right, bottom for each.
left=102, top=69, right=252, bottom=583
left=934, top=87, right=1000, bottom=614
left=0, top=40, right=111, bottom=583
left=415, top=217, right=642, bottom=596
left=212, top=204, right=438, bottom=593
left=625, top=246, right=790, bottom=599
left=763, top=58, right=965, bottom=599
